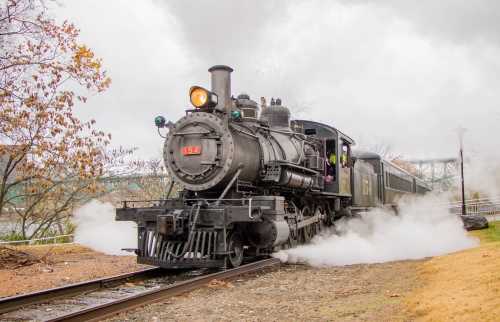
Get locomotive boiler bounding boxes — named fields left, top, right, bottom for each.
left=165, top=66, right=319, bottom=193
left=116, top=65, right=431, bottom=269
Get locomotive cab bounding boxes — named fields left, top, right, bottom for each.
left=292, top=120, right=354, bottom=195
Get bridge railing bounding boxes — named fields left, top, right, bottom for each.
left=0, top=234, right=74, bottom=246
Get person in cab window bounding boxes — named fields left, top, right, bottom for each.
left=325, top=151, right=337, bottom=183
left=341, top=145, right=348, bottom=168
left=329, top=152, right=337, bottom=168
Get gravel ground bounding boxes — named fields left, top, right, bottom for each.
left=0, top=244, right=148, bottom=298
left=108, top=260, right=422, bottom=322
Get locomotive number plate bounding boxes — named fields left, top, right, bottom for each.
left=181, top=146, right=201, bottom=155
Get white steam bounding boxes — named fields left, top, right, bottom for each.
left=466, top=156, right=500, bottom=200
left=274, top=194, right=478, bottom=267
left=73, top=200, right=137, bottom=255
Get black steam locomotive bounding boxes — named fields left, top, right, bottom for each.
left=116, top=65, right=430, bottom=269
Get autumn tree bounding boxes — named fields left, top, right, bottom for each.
left=9, top=147, right=138, bottom=239
left=0, top=0, right=112, bottom=235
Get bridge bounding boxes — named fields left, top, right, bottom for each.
left=405, top=158, right=459, bottom=192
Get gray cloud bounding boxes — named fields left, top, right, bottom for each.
left=163, top=0, right=287, bottom=63
left=54, top=0, right=500, bottom=168
left=343, top=0, right=500, bottom=44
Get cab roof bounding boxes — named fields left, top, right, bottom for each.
left=293, top=120, right=355, bottom=145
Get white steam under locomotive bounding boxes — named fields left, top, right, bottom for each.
left=116, top=65, right=430, bottom=269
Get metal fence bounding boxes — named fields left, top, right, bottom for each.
left=449, top=197, right=500, bottom=216
left=0, top=234, right=74, bottom=246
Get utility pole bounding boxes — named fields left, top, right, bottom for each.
left=457, top=127, right=467, bottom=216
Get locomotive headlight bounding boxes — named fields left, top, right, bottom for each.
left=189, top=86, right=217, bottom=108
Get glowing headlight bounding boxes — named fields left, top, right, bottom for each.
left=189, top=86, right=217, bottom=108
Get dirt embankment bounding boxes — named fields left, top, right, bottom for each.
left=405, top=221, right=500, bottom=321
left=0, top=244, right=148, bottom=298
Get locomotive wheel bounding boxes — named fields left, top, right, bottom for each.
left=300, top=206, right=313, bottom=243
left=286, top=228, right=298, bottom=249
left=302, top=206, right=311, bottom=217
left=303, top=225, right=314, bottom=242
left=227, top=232, right=244, bottom=268
left=315, top=208, right=326, bottom=233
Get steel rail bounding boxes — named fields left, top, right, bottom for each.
left=0, top=267, right=162, bottom=315
left=47, top=258, right=280, bottom=322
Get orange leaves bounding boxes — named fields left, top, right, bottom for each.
left=74, top=45, right=94, bottom=59
left=73, top=45, right=97, bottom=69
left=0, top=0, right=116, bottom=217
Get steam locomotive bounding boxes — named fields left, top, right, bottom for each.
left=116, top=65, right=430, bottom=269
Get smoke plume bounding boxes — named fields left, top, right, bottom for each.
left=274, top=194, right=478, bottom=267
left=73, top=200, right=137, bottom=255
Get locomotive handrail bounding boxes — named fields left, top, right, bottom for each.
left=215, top=165, right=244, bottom=205
left=270, top=160, right=319, bottom=174
left=248, top=198, right=254, bottom=219
left=173, top=130, right=211, bottom=136
left=255, top=124, right=306, bottom=138
left=230, top=124, right=259, bottom=139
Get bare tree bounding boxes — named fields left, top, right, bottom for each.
left=367, top=143, right=403, bottom=161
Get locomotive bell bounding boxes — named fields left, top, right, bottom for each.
left=208, top=65, right=233, bottom=113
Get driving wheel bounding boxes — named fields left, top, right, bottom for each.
left=227, top=232, right=244, bottom=268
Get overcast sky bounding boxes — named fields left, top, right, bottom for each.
left=54, top=0, right=500, bottom=161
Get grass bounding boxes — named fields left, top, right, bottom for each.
left=0, top=219, right=75, bottom=245
left=470, top=220, right=500, bottom=243
left=0, top=231, right=25, bottom=242
left=0, top=230, right=73, bottom=245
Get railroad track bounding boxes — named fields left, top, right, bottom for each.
left=0, top=267, right=164, bottom=321
left=0, top=258, right=280, bottom=322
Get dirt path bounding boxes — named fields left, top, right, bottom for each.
left=109, top=260, right=422, bottom=322
left=0, top=244, right=148, bottom=298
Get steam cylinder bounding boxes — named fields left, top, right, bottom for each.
left=245, top=219, right=290, bottom=247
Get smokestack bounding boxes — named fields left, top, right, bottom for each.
left=208, top=65, right=233, bottom=113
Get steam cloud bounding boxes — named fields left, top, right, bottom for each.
left=274, top=194, right=478, bottom=267
left=73, top=200, right=137, bottom=255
